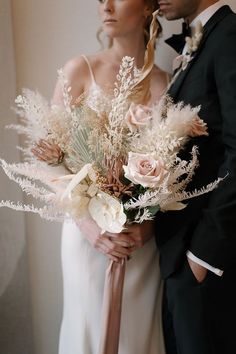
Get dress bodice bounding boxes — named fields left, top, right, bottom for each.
left=81, top=55, right=111, bottom=114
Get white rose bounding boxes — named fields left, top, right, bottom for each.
left=125, top=103, right=152, bottom=132
left=123, top=152, right=168, bottom=188
left=88, top=191, right=126, bottom=233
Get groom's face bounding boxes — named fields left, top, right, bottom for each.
left=158, top=0, right=204, bottom=22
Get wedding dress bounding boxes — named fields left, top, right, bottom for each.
left=58, top=56, right=165, bottom=354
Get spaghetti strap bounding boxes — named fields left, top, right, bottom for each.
left=81, top=55, right=96, bottom=85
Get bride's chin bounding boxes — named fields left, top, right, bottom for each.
left=102, top=27, right=120, bottom=38
left=103, top=31, right=116, bottom=39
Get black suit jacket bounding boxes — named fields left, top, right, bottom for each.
left=156, top=5, right=236, bottom=278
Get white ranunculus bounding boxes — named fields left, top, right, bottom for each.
left=123, top=152, right=169, bottom=188
left=88, top=191, right=126, bottom=233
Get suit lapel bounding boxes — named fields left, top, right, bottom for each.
left=168, top=5, right=232, bottom=99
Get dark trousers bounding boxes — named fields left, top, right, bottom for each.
left=163, top=260, right=236, bottom=354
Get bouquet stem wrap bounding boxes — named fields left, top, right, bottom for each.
left=99, top=259, right=126, bottom=354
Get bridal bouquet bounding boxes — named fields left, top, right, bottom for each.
left=0, top=60, right=220, bottom=232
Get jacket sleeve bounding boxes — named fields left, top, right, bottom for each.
left=189, top=21, right=236, bottom=270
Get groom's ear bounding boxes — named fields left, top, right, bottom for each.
left=144, top=6, right=152, bottom=17
left=143, top=6, right=152, bottom=24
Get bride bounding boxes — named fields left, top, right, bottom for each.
left=34, top=0, right=169, bottom=353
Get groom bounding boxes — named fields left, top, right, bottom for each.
left=87, top=1, right=236, bottom=352
left=155, top=1, right=236, bottom=353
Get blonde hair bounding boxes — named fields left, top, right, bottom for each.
left=144, top=1, right=162, bottom=46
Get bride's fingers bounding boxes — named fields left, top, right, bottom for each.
left=108, top=239, right=129, bottom=247
left=104, top=238, right=132, bottom=256
left=103, top=250, right=119, bottom=262
left=119, top=226, right=154, bottom=248
left=99, top=238, right=131, bottom=258
left=97, top=243, right=121, bottom=262
left=104, top=233, right=135, bottom=247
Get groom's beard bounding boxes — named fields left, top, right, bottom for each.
left=158, top=0, right=202, bottom=21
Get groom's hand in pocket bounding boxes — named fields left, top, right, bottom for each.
left=187, top=257, right=208, bottom=283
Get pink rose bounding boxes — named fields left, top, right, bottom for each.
left=189, top=116, right=208, bottom=137
left=123, top=152, right=168, bottom=188
left=125, top=103, right=152, bottom=132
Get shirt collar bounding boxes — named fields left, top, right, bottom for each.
left=191, top=1, right=225, bottom=27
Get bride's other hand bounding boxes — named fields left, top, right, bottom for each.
left=77, top=217, right=132, bottom=262
left=118, top=220, right=155, bottom=251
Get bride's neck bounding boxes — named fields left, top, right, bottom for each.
left=109, top=37, right=146, bottom=69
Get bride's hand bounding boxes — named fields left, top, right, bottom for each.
left=77, top=217, right=133, bottom=262
left=118, top=220, right=155, bottom=251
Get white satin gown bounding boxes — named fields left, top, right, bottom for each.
left=58, top=56, right=166, bottom=354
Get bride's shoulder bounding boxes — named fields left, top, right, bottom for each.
left=52, top=55, right=94, bottom=105
left=63, top=52, right=108, bottom=81
left=82, top=51, right=111, bottom=70
left=62, top=55, right=91, bottom=84
left=60, top=53, right=106, bottom=96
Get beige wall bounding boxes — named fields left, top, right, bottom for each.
left=0, top=0, right=32, bottom=353
left=2, top=1, right=235, bottom=354
left=11, top=2, right=102, bottom=353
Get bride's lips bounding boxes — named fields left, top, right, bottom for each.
left=103, top=19, right=117, bottom=24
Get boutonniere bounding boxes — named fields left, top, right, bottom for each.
left=172, top=21, right=203, bottom=72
